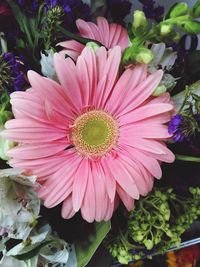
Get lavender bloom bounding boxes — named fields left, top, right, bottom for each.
left=2, top=52, right=27, bottom=92
left=107, top=0, right=132, bottom=23
left=139, top=0, right=164, bottom=22
left=17, top=0, right=39, bottom=15
left=168, top=114, right=195, bottom=142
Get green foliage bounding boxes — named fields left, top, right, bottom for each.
left=107, top=188, right=200, bottom=265
left=13, top=241, right=52, bottom=261
left=0, top=90, right=12, bottom=125
left=75, top=221, right=111, bottom=267
left=123, top=0, right=200, bottom=64
left=43, top=6, right=65, bottom=50
left=8, top=1, right=44, bottom=68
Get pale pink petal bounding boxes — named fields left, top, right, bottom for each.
left=107, top=64, right=147, bottom=115
left=104, top=199, right=115, bottom=221
left=100, top=158, right=116, bottom=202
left=117, top=185, right=135, bottom=211
left=76, top=19, right=96, bottom=39
left=118, top=103, right=173, bottom=125
left=96, top=46, right=121, bottom=108
left=76, top=47, right=97, bottom=106
left=120, top=144, right=162, bottom=179
left=115, top=149, right=151, bottom=195
left=53, top=53, right=82, bottom=112
left=72, top=159, right=89, bottom=212
left=119, top=137, right=168, bottom=155
left=96, top=17, right=110, bottom=47
left=27, top=71, right=76, bottom=119
left=62, top=195, right=76, bottom=219
left=7, top=141, right=69, bottom=160
left=58, top=40, right=84, bottom=61
left=117, top=70, right=163, bottom=116
left=105, top=156, right=140, bottom=199
left=81, top=163, right=96, bottom=222
left=92, top=161, right=108, bottom=221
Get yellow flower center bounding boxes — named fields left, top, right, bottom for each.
left=72, top=110, right=118, bottom=157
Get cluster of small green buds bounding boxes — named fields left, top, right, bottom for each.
left=123, top=1, right=200, bottom=65
left=0, top=55, right=13, bottom=91
left=44, top=6, right=65, bottom=50
left=107, top=187, right=200, bottom=264
left=123, top=46, right=154, bottom=65
left=108, top=242, right=132, bottom=265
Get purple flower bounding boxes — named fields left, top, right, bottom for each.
left=107, top=0, right=132, bottom=23
left=17, top=0, right=39, bottom=15
left=2, top=52, right=27, bottom=92
left=139, top=0, right=164, bottom=22
left=168, top=114, right=195, bottom=142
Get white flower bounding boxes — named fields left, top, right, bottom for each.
left=0, top=256, right=38, bottom=267
left=40, top=50, right=57, bottom=81
left=150, top=43, right=178, bottom=95
left=173, top=80, right=200, bottom=112
left=150, top=43, right=177, bottom=71
left=0, top=168, right=40, bottom=240
left=0, top=126, right=15, bottom=160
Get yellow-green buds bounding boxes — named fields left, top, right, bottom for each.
left=160, top=23, right=173, bottom=36
left=135, top=47, right=154, bottom=64
left=132, top=10, right=147, bottom=33
left=181, top=21, right=200, bottom=34
left=169, top=2, right=189, bottom=18
left=86, top=41, right=101, bottom=52
left=152, top=85, right=167, bottom=96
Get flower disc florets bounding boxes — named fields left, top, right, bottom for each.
left=72, top=110, right=118, bottom=157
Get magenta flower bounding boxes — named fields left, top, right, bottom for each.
left=3, top=46, right=174, bottom=222
left=58, top=16, right=129, bottom=60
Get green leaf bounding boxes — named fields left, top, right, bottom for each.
left=75, top=221, right=111, bottom=267
left=13, top=241, right=52, bottom=261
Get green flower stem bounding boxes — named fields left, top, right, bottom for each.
left=175, top=154, right=200, bottom=162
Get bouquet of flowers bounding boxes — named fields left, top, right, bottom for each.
left=0, top=0, right=200, bottom=266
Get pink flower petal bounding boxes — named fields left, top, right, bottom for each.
left=119, top=103, right=173, bottom=125
left=81, top=164, right=96, bottom=222
left=117, top=184, right=135, bottom=211
left=62, top=195, right=76, bottom=219
left=72, top=159, right=89, bottom=212
left=105, top=156, right=140, bottom=199
left=118, top=70, right=163, bottom=116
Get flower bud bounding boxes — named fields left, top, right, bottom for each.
left=152, top=85, right=167, bottom=96
left=135, top=48, right=154, bottom=64
left=169, top=2, right=189, bottom=18
left=86, top=41, right=101, bottom=52
left=160, top=23, right=173, bottom=36
left=132, top=10, right=147, bottom=33
left=181, top=21, right=200, bottom=34
left=143, top=239, right=153, bottom=250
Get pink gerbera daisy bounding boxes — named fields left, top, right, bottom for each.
left=58, top=16, right=129, bottom=60
left=3, top=46, right=175, bottom=222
